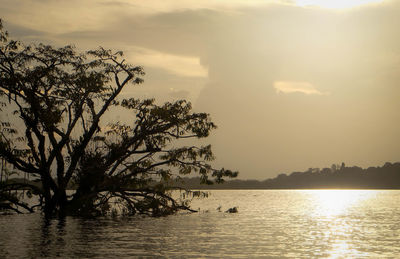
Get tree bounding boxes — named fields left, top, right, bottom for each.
left=0, top=20, right=237, bottom=217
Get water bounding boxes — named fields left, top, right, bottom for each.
left=1, top=190, right=400, bottom=258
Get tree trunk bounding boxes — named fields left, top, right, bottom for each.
left=57, top=188, right=68, bottom=217
left=43, top=195, right=56, bottom=218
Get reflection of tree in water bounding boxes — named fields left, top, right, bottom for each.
left=34, top=217, right=68, bottom=258
left=29, top=216, right=164, bottom=258
left=24, top=216, right=100, bottom=258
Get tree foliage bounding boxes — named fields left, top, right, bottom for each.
left=0, top=20, right=237, bottom=217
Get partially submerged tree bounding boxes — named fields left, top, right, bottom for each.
left=0, top=20, right=237, bottom=217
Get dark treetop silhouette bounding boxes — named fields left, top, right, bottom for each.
left=0, top=20, right=237, bottom=217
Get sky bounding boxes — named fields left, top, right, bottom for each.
left=0, top=0, right=399, bottom=179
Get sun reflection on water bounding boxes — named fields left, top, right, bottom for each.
left=305, top=190, right=378, bottom=258
left=309, top=190, right=376, bottom=217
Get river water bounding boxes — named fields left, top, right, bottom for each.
left=1, top=190, right=400, bottom=258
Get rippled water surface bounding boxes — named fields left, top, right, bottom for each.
left=1, top=190, right=400, bottom=258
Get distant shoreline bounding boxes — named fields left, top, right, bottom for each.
left=175, top=162, right=400, bottom=190
left=184, top=188, right=400, bottom=190
left=4, top=162, right=400, bottom=191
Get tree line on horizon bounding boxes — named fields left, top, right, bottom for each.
left=174, top=162, right=400, bottom=189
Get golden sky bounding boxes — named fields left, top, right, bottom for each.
left=1, top=0, right=399, bottom=179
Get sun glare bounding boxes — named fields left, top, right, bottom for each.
left=310, top=190, right=376, bottom=217
left=294, top=0, right=384, bottom=9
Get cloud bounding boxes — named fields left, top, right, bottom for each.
left=127, top=47, right=208, bottom=78
left=0, top=0, right=391, bottom=39
left=273, top=81, right=328, bottom=95
left=0, top=0, right=274, bottom=36
left=294, top=0, right=384, bottom=9
left=98, top=0, right=275, bottom=14
left=1, top=0, right=400, bottom=180
left=168, top=88, right=190, bottom=99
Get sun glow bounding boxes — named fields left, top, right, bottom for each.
left=294, top=0, right=384, bottom=9
left=310, top=190, right=376, bottom=217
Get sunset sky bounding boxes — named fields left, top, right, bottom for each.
left=1, top=0, right=399, bottom=179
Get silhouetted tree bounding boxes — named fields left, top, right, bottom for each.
left=0, top=20, right=237, bottom=217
